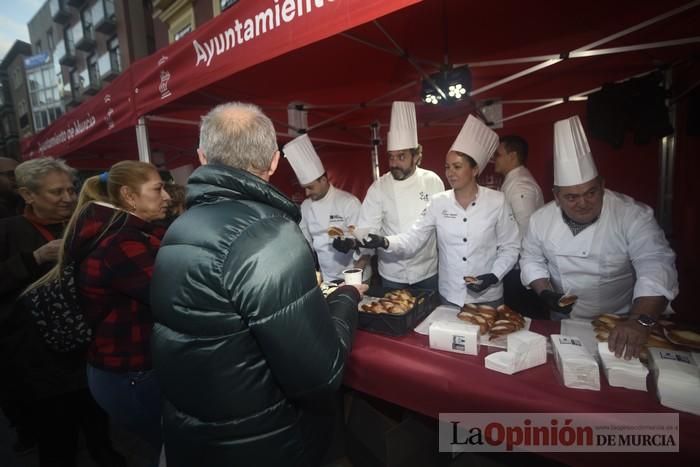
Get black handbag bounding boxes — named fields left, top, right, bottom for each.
left=23, top=258, right=93, bottom=352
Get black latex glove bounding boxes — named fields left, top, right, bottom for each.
left=466, top=273, right=499, bottom=293
left=361, top=233, right=389, bottom=249
left=539, top=289, right=573, bottom=314
left=332, top=237, right=358, bottom=254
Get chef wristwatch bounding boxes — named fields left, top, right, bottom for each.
left=634, top=314, right=657, bottom=328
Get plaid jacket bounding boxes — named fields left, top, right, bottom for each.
left=68, top=203, right=164, bottom=372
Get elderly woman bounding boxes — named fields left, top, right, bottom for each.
left=362, top=115, right=521, bottom=307
left=0, top=158, right=125, bottom=466
left=56, top=160, right=170, bottom=460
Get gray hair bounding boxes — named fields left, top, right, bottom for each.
left=199, top=102, right=278, bottom=172
left=15, top=157, right=76, bottom=192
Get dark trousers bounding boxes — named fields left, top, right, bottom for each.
left=34, top=388, right=122, bottom=467
left=503, top=268, right=547, bottom=320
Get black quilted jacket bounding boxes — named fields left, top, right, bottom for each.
left=150, top=164, right=360, bottom=467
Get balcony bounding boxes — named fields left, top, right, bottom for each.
left=49, top=0, right=71, bottom=24
left=93, top=0, right=117, bottom=34
left=66, top=0, right=87, bottom=6
left=74, top=21, right=96, bottom=51
left=98, top=52, right=119, bottom=81
left=55, top=39, right=76, bottom=67
left=61, top=76, right=80, bottom=107
left=78, top=68, right=100, bottom=96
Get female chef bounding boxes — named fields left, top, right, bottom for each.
left=362, top=115, right=520, bottom=307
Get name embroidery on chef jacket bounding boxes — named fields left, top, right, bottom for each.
left=441, top=209, right=457, bottom=219
left=419, top=191, right=430, bottom=202
left=329, top=214, right=345, bottom=222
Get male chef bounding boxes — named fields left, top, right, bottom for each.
left=520, top=116, right=678, bottom=359
left=284, top=133, right=363, bottom=282
left=493, top=135, right=545, bottom=318
left=336, top=101, right=444, bottom=290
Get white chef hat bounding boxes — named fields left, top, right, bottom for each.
left=387, top=101, right=418, bottom=151
left=283, top=134, right=325, bottom=186
left=449, top=115, right=499, bottom=169
left=553, top=116, right=598, bottom=187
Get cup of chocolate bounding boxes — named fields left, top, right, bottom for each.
left=342, top=268, right=363, bottom=285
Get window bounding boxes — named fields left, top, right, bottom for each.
left=13, top=68, right=22, bottom=89
left=64, top=26, right=74, bottom=54
left=214, top=0, right=240, bottom=15
left=173, top=24, right=192, bottom=41
left=87, top=54, right=99, bottom=87
left=35, top=40, right=42, bottom=53
left=108, top=36, right=120, bottom=72
left=81, top=7, right=93, bottom=39
left=47, top=29, right=54, bottom=51
left=166, top=4, right=195, bottom=43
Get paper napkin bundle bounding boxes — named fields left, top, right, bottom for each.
left=551, top=334, right=600, bottom=391
left=597, top=342, right=648, bottom=391
left=485, top=330, right=547, bottom=375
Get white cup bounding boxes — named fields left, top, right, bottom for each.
left=343, top=268, right=363, bottom=286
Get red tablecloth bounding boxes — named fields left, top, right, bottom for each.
left=343, top=321, right=700, bottom=465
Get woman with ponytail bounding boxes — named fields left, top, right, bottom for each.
left=58, top=160, right=170, bottom=462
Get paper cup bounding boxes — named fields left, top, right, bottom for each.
left=343, top=268, right=363, bottom=286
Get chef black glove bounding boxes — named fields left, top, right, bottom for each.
left=332, top=237, right=358, bottom=254
left=361, top=234, right=389, bottom=249
left=466, top=273, right=499, bottom=293
left=539, top=289, right=573, bottom=314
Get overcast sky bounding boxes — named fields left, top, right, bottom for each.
left=0, top=0, right=44, bottom=59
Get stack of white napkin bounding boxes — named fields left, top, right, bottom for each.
left=597, top=342, right=648, bottom=391
left=429, top=320, right=480, bottom=355
left=648, top=348, right=700, bottom=415
left=484, top=330, right=547, bottom=375
left=551, top=334, right=600, bottom=391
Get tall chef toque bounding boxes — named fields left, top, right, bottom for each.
left=450, top=115, right=499, bottom=169
left=553, top=116, right=598, bottom=187
left=283, top=133, right=325, bottom=186
left=387, top=101, right=419, bottom=151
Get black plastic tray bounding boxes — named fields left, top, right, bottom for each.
left=358, top=286, right=439, bottom=336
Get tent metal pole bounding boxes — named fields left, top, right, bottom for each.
left=306, top=80, right=417, bottom=132
left=372, top=20, right=446, bottom=99
left=470, top=58, right=563, bottom=96
left=571, top=37, right=700, bottom=58
left=370, top=122, right=381, bottom=181
left=275, top=132, right=371, bottom=149
left=135, top=117, right=151, bottom=163
left=573, top=0, right=700, bottom=52
left=658, top=69, right=676, bottom=233
left=340, top=33, right=441, bottom=68
left=495, top=100, right=565, bottom=124
left=145, top=115, right=199, bottom=126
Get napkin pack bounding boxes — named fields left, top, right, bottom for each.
left=648, top=348, right=700, bottom=415
left=429, top=320, right=479, bottom=355
left=485, top=330, right=547, bottom=375
left=597, top=342, right=648, bottom=391
left=551, top=334, right=600, bottom=391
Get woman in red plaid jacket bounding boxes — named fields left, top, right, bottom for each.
left=57, top=160, right=170, bottom=461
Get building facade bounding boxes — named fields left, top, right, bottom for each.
left=0, top=41, right=33, bottom=159
left=152, top=0, right=239, bottom=48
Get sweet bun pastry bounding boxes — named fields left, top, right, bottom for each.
left=327, top=226, right=344, bottom=237
left=558, top=294, right=578, bottom=307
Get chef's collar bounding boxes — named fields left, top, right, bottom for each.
left=449, top=184, right=481, bottom=208
left=561, top=210, right=598, bottom=236
left=503, top=165, right=525, bottom=184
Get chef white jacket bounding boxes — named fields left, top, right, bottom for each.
left=387, top=186, right=520, bottom=305
left=520, top=189, right=678, bottom=320
left=500, top=165, right=544, bottom=237
left=357, top=167, right=444, bottom=284
left=299, top=185, right=361, bottom=281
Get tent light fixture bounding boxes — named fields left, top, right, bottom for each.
left=421, top=65, right=472, bottom=105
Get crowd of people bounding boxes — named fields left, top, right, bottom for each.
left=0, top=100, right=679, bottom=467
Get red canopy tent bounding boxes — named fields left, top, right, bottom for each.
left=21, top=0, right=700, bottom=317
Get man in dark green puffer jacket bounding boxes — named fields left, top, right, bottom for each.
left=150, top=102, right=365, bottom=467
